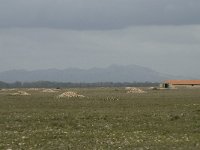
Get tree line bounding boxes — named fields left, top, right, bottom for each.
left=0, top=81, right=159, bottom=88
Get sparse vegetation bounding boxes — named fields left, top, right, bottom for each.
left=0, top=88, right=200, bottom=149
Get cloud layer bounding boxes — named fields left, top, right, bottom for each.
left=0, top=0, right=200, bottom=78
left=0, top=0, right=200, bottom=29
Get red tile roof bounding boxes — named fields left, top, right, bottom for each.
left=164, top=80, right=200, bottom=85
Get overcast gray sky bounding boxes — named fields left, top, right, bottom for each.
left=0, top=0, right=200, bottom=77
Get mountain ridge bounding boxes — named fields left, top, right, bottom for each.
left=0, top=64, right=184, bottom=83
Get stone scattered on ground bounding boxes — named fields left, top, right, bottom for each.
left=1, top=89, right=16, bottom=92
left=125, top=87, right=146, bottom=94
left=27, top=88, right=40, bottom=91
left=10, top=91, right=31, bottom=96
left=58, top=91, right=85, bottom=98
left=42, top=89, right=58, bottom=93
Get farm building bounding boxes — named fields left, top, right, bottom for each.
left=160, top=80, right=200, bottom=88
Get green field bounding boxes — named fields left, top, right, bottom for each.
left=0, top=88, right=200, bottom=149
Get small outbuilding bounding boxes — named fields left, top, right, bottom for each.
left=160, top=80, right=200, bottom=88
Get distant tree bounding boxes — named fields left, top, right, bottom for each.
left=11, top=81, right=22, bottom=88
left=0, top=81, right=159, bottom=88
left=0, top=81, right=9, bottom=88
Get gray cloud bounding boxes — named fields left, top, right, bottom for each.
left=0, top=0, right=200, bottom=78
left=0, top=0, right=200, bottom=29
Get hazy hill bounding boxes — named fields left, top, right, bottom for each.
left=0, top=64, right=179, bottom=83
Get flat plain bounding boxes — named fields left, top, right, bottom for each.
left=0, top=88, right=200, bottom=149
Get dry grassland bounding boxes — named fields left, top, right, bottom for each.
left=0, top=88, right=200, bottom=149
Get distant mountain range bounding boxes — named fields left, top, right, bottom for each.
left=0, top=64, right=185, bottom=83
